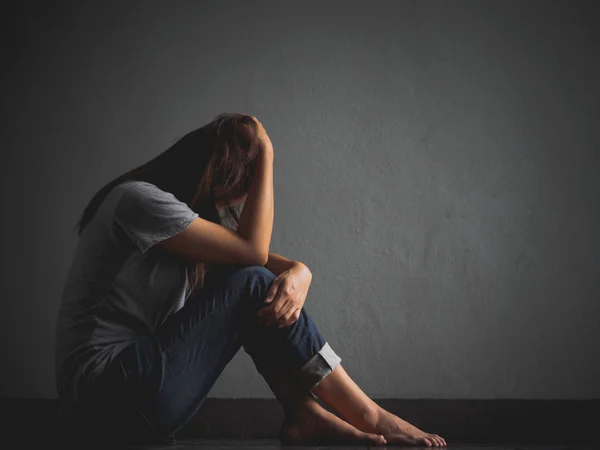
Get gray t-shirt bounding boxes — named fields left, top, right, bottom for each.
left=55, top=180, right=199, bottom=407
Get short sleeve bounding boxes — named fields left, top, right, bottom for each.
left=113, top=181, right=199, bottom=253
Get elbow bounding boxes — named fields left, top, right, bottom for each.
left=245, top=247, right=268, bottom=266
left=254, top=250, right=269, bottom=266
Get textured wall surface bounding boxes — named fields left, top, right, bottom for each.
left=1, top=0, right=599, bottom=399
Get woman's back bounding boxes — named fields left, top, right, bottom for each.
left=55, top=180, right=199, bottom=410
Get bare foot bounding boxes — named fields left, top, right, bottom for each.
left=279, top=398, right=387, bottom=446
left=369, top=407, right=448, bottom=447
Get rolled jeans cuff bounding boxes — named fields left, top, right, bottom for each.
left=293, top=341, right=342, bottom=392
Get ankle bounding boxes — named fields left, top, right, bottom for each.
left=356, top=403, right=382, bottom=431
left=285, top=394, right=318, bottom=417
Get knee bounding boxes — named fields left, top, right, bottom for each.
left=236, top=265, right=276, bottom=281
left=232, top=265, right=277, bottom=301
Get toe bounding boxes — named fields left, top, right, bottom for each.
left=362, top=432, right=386, bottom=445
left=371, top=433, right=387, bottom=445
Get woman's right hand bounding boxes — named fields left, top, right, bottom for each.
left=251, top=116, right=273, bottom=154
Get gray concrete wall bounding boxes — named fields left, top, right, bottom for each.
left=1, top=0, right=598, bottom=399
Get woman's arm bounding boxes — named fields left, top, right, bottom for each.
left=158, top=118, right=274, bottom=265
left=235, top=147, right=274, bottom=263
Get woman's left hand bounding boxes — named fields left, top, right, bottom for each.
left=257, top=262, right=312, bottom=327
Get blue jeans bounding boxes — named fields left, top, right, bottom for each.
left=62, top=265, right=341, bottom=443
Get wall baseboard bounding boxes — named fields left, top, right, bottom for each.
left=1, top=397, right=598, bottom=444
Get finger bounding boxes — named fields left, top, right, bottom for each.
left=275, top=302, right=296, bottom=324
left=277, top=317, right=295, bottom=328
left=257, top=283, right=282, bottom=317
left=263, top=300, right=291, bottom=326
left=271, top=289, right=289, bottom=315
left=257, top=301, right=279, bottom=317
left=261, top=294, right=289, bottom=325
left=278, top=309, right=301, bottom=327
left=263, top=280, right=281, bottom=304
left=263, top=292, right=289, bottom=324
left=275, top=306, right=296, bottom=327
left=258, top=282, right=281, bottom=315
left=257, top=304, right=278, bottom=320
left=284, top=307, right=300, bottom=323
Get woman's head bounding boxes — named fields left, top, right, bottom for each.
left=195, top=113, right=260, bottom=211
left=74, top=112, right=263, bottom=294
left=75, top=112, right=261, bottom=235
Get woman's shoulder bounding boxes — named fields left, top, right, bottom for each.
left=112, top=180, right=160, bottom=194
left=110, top=180, right=192, bottom=219
left=110, top=180, right=172, bottom=202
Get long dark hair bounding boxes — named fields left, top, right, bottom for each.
left=74, top=112, right=261, bottom=296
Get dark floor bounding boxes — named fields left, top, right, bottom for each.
left=103, top=440, right=598, bottom=450
left=7, top=397, right=598, bottom=449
